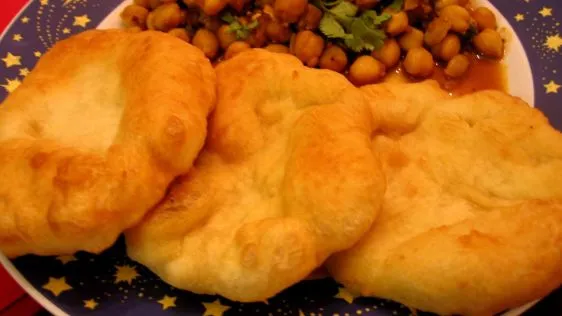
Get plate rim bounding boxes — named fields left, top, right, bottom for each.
left=0, top=253, right=68, bottom=316
left=0, top=0, right=553, bottom=315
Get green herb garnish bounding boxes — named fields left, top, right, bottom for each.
left=388, top=0, right=404, bottom=10
left=315, top=0, right=391, bottom=52
left=221, top=12, right=260, bottom=40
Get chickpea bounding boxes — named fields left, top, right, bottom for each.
left=355, top=0, right=379, bottom=10
left=399, top=27, right=424, bottom=51
left=386, top=11, right=409, bottom=36
left=133, top=0, right=151, bottom=9
left=298, top=4, right=322, bottom=31
left=193, top=29, right=220, bottom=60
left=424, top=18, right=451, bottom=46
left=246, top=21, right=268, bottom=48
left=434, top=0, right=469, bottom=11
left=348, top=56, right=386, bottom=86
left=472, top=7, right=497, bottom=31
left=185, top=9, right=200, bottom=26
left=257, top=0, right=275, bottom=5
left=179, top=10, right=188, bottom=25
left=274, top=0, right=307, bottom=23
left=439, top=5, right=471, bottom=33
left=217, top=25, right=237, bottom=49
left=150, top=3, right=183, bottom=32
left=404, top=0, right=419, bottom=10
left=146, top=12, right=156, bottom=30
left=265, top=44, right=290, bottom=54
left=319, top=45, right=348, bottom=73
left=431, top=34, right=460, bottom=61
left=372, top=38, right=400, bottom=68
left=473, top=29, right=504, bottom=58
left=125, top=26, right=143, bottom=33
left=266, top=20, right=292, bottom=43
left=168, top=28, right=191, bottom=43
left=200, top=15, right=222, bottom=32
left=291, top=30, right=325, bottom=67
left=403, top=47, right=434, bottom=78
left=149, top=0, right=175, bottom=10
left=224, top=41, right=252, bottom=60
left=121, top=5, right=149, bottom=29
left=445, top=54, right=470, bottom=78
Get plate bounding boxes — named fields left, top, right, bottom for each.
left=0, top=0, right=561, bottom=315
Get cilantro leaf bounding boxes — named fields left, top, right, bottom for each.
left=389, top=0, right=404, bottom=10
left=221, top=12, right=236, bottom=24
left=246, top=20, right=260, bottom=30
left=350, top=18, right=386, bottom=51
left=221, top=14, right=260, bottom=40
left=319, top=13, right=347, bottom=38
left=330, top=1, right=358, bottom=18
left=316, top=0, right=387, bottom=53
left=361, top=11, right=392, bottom=27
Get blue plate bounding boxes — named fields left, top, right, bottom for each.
left=0, top=0, right=561, bottom=315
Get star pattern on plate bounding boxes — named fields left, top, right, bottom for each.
left=1, top=78, right=21, bottom=93
left=545, top=34, right=562, bottom=52
left=157, top=295, right=177, bottom=310
left=545, top=80, right=561, bottom=94
left=42, top=277, right=72, bottom=297
left=73, top=14, right=91, bottom=28
left=114, top=264, right=140, bottom=284
left=539, top=6, right=553, bottom=17
left=83, top=298, right=99, bottom=310
left=19, top=68, right=30, bottom=77
left=1, top=0, right=561, bottom=314
left=2, top=53, right=22, bottom=68
left=202, top=299, right=231, bottom=316
left=334, top=287, right=358, bottom=304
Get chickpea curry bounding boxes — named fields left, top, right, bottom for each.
left=121, top=0, right=507, bottom=94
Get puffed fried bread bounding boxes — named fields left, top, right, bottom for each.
left=126, top=50, right=385, bottom=302
left=0, top=29, right=216, bottom=257
left=327, top=81, right=562, bottom=316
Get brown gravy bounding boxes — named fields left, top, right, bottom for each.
left=384, top=54, right=507, bottom=96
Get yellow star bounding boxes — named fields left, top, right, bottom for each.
left=21, top=16, right=30, bottom=24
left=2, top=53, right=22, bottom=68
left=34, top=51, right=42, bottom=57
left=202, top=299, right=230, bottom=316
left=83, top=299, right=98, bottom=310
left=334, top=286, right=358, bottom=304
left=40, top=0, right=48, bottom=5
left=545, top=34, right=562, bottom=52
left=63, top=28, right=71, bottom=34
left=544, top=80, right=561, bottom=94
left=298, top=310, right=305, bottom=316
left=157, top=295, right=177, bottom=310
left=42, top=277, right=72, bottom=296
left=19, top=68, right=30, bottom=77
left=1, top=78, right=21, bottom=93
left=73, top=15, right=91, bottom=28
left=12, top=34, right=23, bottom=42
left=114, top=265, right=139, bottom=284
left=56, top=255, right=77, bottom=264
left=514, top=14, right=525, bottom=22
left=539, top=7, right=552, bottom=17
left=63, top=0, right=79, bottom=6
